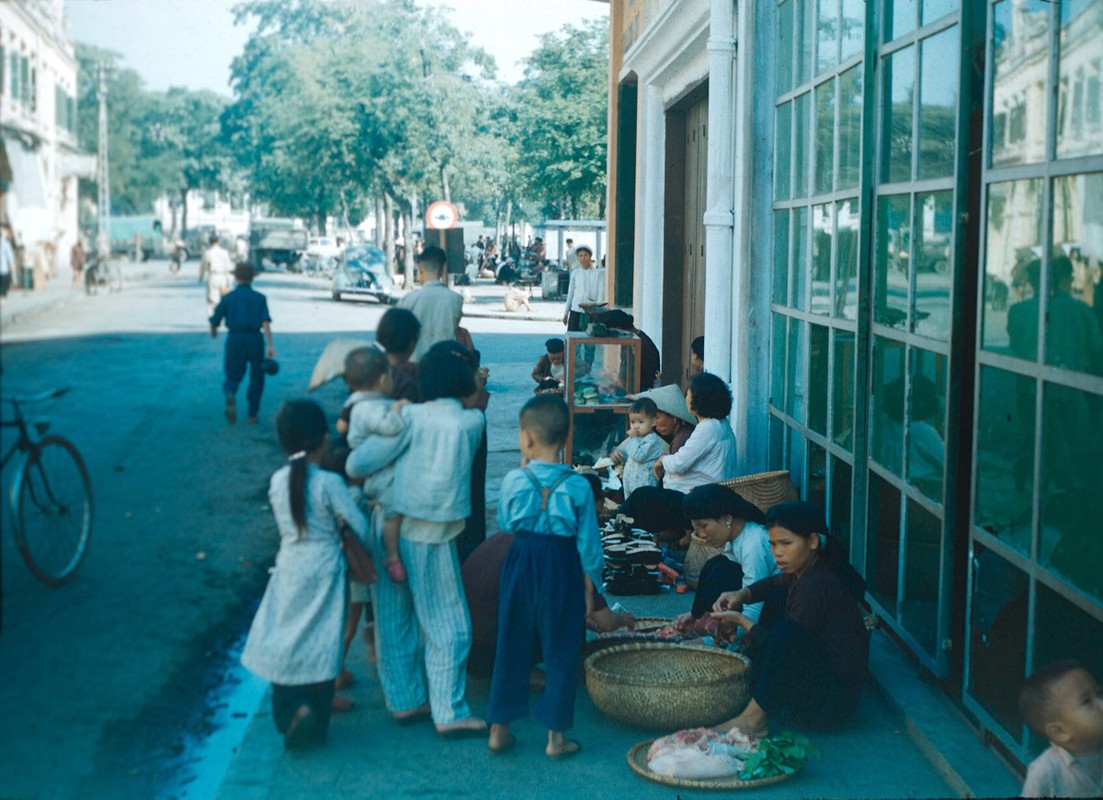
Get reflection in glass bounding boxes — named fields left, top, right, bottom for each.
left=1034, top=585, right=1103, bottom=731
left=903, top=499, right=941, bottom=657
left=840, top=0, right=864, bottom=62
left=1056, top=0, right=1103, bottom=160
left=914, top=191, right=954, bottom=340
left=809, top=324, right=829, bottom=434
left=769, top=414, right=786, bottom=468
left=812, top=203, right=833, bottom=315
left=570, top=411, right=629, bottom=466
left=918, top=25, right=959, bottom=180
left=907, top=350, right=946, bottom=503
left=875, top=194, right=911, bottom=329
left=871, top=336, right=906, bottom=475
left=816, top=0, right=838, bottom=74
left=974, top=366, right=1034, bottom=554
left=838, top=65, right=863, bottom=190
left=776, top=103, right=792, bottom=200
left=982, top=179, right=1044, bottom=355
left=771, top=313, right=787, bottom=409
left=786, top=318, right=806, bottom=422
left=830, top=456, right=853, bottom=556
left=968, top=544, right=1028, bottom=738
left=570, top=338, right=636, bottom=405
left=815, top=78, right=836, bottom=195
left=1049, top=174, right=1103, bottom=377
left=809, top=441, right=828, bottom=518
left=796, top=0, right=814, bottom=86
left=832, top=331, right=856, bottom=451
left=884, top=0, right=917, bottom=42
left=777, top=0, right=794, bottom=96
left=867, top=471, right=901, bottom=614
left=773, top=210, right=790, bottom=305
left=835, top=199, right=859, bottom=319
left=991, top=0, right=1050, bottom=167
left=794, top=92, right=811, bottom=197
left=794, top=206, right=810, bottom=310
left=922, top=0, right=958, bottom=25
left=883, top=45, right=916, bottom=184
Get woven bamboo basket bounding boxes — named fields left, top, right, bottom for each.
left=585, top=643, right=750, bottom=730
left=718, top=470, right=799, bottom=510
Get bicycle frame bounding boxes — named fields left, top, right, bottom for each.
left=1, top=388, right=67, bottom=469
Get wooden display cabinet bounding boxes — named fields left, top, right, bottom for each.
left=564, top=331, right=642, bottom=465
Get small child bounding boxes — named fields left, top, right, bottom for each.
left=240, top=399, right=370, bottom=749
left=532, top=337, right=566, bottom=394
left=612, top=397, right=667, bottom=497
left=486, top=395, right=604, bottom=759
left=1019, top=660, right=1103, bottom=798
left=341, top=346, right=409, bottom=583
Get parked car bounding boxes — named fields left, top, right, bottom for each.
left=332, top=246, right=395, bottom=304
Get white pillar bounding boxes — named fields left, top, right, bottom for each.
left=636, top=84, right=666, bottom=351
left=703, top=0, right=737, bottom=387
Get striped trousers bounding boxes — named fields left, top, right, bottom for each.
left=368, top=508, right=474, bottom=724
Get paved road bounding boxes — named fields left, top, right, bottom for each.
left=0, top=268, right=561, bottom=798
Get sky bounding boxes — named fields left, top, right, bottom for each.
left=64, top=0, right=610, bottom=95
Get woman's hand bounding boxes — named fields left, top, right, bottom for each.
left=673, top=611, right=695, bottom=632
left=713, top=609, right=754, bottom=633
left=713, top=589, right=750, bottom=612
left=652, top=456, right=666, bottom=479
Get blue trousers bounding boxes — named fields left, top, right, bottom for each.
left=486, top=532, right=585, bottom=732
left=223, top=331, right=265, bottom=417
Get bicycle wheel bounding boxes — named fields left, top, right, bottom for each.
left=11, top=436, right=94, bottom=586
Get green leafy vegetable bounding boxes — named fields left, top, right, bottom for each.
left=739, top=732, right=819, bottom=781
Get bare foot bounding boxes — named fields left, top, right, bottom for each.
left=546, top=734, right=582, bottom=759
left=488, top=723, right=516, bottom=754
left=436, top=717, right=488, bottom=739
left=392, top=702, right=431, bottom=725
left=715, top=699, right=769, bottom=738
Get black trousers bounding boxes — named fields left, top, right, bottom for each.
left=271, top=681, right=335, bottom=743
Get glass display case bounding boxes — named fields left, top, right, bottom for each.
left=565, top=331, right=642, bottom=465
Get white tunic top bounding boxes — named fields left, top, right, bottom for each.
left=241, top=464, right=369, bottom=686
left=564, top=266, right=606, bottom=314
left=662, top=418, right=738, bottom=493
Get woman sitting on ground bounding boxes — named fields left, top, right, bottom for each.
left=712, top=501, right=869, bottom=737
left=620, top=373, right=737, bottom=543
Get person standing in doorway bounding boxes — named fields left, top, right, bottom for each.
left=398, top=245, right=463, bottom=363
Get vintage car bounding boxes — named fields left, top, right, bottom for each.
left=332, top=245, right=395, bottom=304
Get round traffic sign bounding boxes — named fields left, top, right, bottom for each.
left=425, top=201, right=458, bottom=230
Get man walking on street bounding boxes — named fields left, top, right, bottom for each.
left=210, top=263, right=275, bottom=425
left=198, top=233, right=233, bottom=315
left=70, top=237, right=86, bottom=289
left=398, top=245, right=463, bottom=363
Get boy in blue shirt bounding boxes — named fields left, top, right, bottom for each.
left=486, top=395, right=603, bottom=759
left=210, top=262, right=275, bottom=425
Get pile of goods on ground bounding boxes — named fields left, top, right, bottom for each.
left=646, top=728, right=816, bottom=782
left=601, top=516, right=665, bottom=595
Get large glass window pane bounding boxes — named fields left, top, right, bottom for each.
left=816, top=0, right=838, bottom=75
left=772, top=312, right=788, bottom=407
left=777, top=0, right=794, bottom=96
left=884, top=0, right=917, bottom=42
left=794, top=92, right=812, bottom=197
left=875, top=194, right=911, bottom=329
left=793, top=206, right=810, bottom=310
left=908, top=350, right=946, bottom=503
left=815, top=78, right=836, bottom=195
left=922, top=0, right=958, bottom=25
left=867, top=471, right=901, bottom=613
left=832, top=330, right=856, bottom=451
left=830, top=455, right=853, bottom=556
left=902, top=499, right=941, bottom=656
left=812, top=203, right=833, bottom=315
left=809, top=323, right=829, bottom=434
left=982, top=179, right=1044, bottom=356
left=914, top=191, right=953, bottom=340
left=882, top=45, right=916, bottom=184
left=968, top=544, right=1028, bottom=738
left=917, top=25, right=959, bottom=180
left=835, top=199, right=859, bottom=319
left=1056, top=0, right=1103, bottom=159
left=991, top=0, right=1050, bottom=167
left=796, top=0, right=814, bottom=86
left=838, top=65, right=863, bottom=190
left=974, top=365, right=1034, bottom=556
left=769, top=413, right=787, bottom=468
left=809, top=440, right=828, bottom=515
left=775, top=102, right=793, bottom=200
left=773, top=209, right=790, bottom=305
left=1048, top=174, right=1103, bottom=377
left=840, top=0, right=864, bottom=62
left=1034, top=585, right=1103, bottom=732
left=786, top=318, right=806, bottom=422
left=871, top=336, right=906, bottom=475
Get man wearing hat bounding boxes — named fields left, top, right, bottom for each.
left=562, top=244, right=605, bottom=331
left=210, top=262, right=276, bottom=425
left=531, top=338, right=566, bottom=394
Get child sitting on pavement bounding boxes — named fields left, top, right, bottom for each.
left=531, top=337, right=566, bottom=394
left=486, top=395, right=604, bottom=759
left=1019, top=660, right=1103, bottom=797
left=341, top=346, right=410, bottom=583
left=611, top=397, right=667, bottom=497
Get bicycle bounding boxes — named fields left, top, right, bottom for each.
left=1, top=388, right=93, bottom=585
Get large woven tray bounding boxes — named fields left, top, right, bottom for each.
left=585, top=642, right=750, bottom=730
left=627, top=739, right=796, bottom=790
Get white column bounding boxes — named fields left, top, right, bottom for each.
left=636, top=84, right=667, bottom=352
left=703, top=0, right=737, bottom=387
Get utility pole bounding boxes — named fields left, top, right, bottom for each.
left=95, top=63, right=110, bottom=256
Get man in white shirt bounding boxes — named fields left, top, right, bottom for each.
left=198, top=234, right=233, bottom=315
left=562, top=245, right=605, bottom=331
left=399, top=245, right=464, bottom=363
left=563, top=238, right=580, bottom=271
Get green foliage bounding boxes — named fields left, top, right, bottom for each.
left=738, top=732, right=819, bottom=781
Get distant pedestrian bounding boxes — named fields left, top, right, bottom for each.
left=209, top=263, right=275, bottom=425
left=198, top=233, right=233, bottom=315
left=69, top=238, right=86, bottom=289
left=0, top=224, right=14, bottom=305
left=241, top=399, right=372, bottom=750
left=563, top=239, right=580, bottom=271
left=398, top=245, right=463, bottom=363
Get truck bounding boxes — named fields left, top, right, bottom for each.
left=107, top=215, right=164, bottom=260
left=249, top=218, right=308, bottom=272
